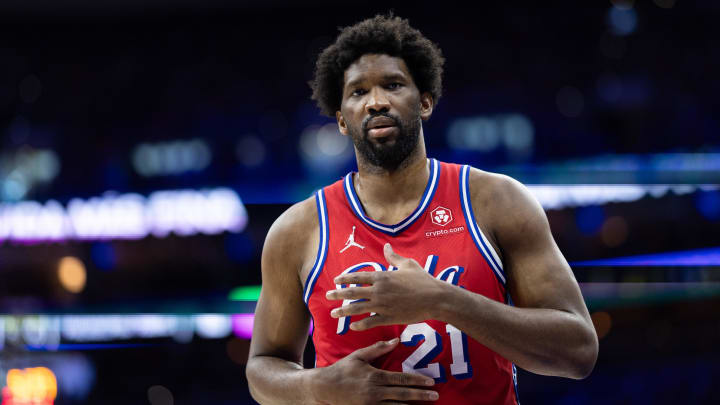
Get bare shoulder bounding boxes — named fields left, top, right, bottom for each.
left=466, top=167, right=548, bottom=250
left=265, top=195, right=318, bottom=245
left=262, top=195, right=320, bottom=287
left=467, top=167, right=539, bottom=212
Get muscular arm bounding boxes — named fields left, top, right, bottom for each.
left=246, top=199, right=319, bottom=404
left=433, top=170, right=598, bottom=378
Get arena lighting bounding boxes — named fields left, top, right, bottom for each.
left=194, top=314, right=233, bottom=339
left=0, top=354, right=93, bottom=402
left=579, top=282, right=720, bottom=311
left=545, top=152, right=720, bottom=172
left=591, top=311, right=612, bottom=339
left=299, top=123, right=354, bottom=171
left=502, top=153, right=720, bottom=184
left=0, top=187, right=247, bottom=244
left=571, top=246, right=720, bottom=267
left=132, top=138, right=211, bottom=177
left=228, top=285, right=262, bottom=301
left=236, top=134, right=267, bottom=168
left=2, top=367, right=57, bottom=405
left=0, top=315, right=238, bottom=345
left=446, top=114, right=534, bottom=156
left=231, top=314, right=254, bottom=339
left=526, top=184, right=719, bottom=210
left=0, top=146, right=60, bottom=201
left=230, top=314, right=312, bottom=339
left=61, top=315, right=194, bottom=342
left=25, top=343, right=155, bottom=351
left=57, top=257, right=87, bottom=293
left=607, top=4, right=638, bottom=36
left=147, top=385, right=174, bottom=405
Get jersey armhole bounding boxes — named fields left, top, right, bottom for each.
left=459, top=165, right=507, bottom=288
left=302, top=189, right=329, bottom=306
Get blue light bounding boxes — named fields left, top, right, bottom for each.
left=608, top=7, right=638, bottom=36
left=26, top=343, right=156, bottom=351
left=575, top=205, right=605, bottom=235
left=572, top=246, right=720, bottom=267
left=91, top=242, right=116, bottom=271
left=696, top=190, right=720, bottom=220
left=225, top=232, right=255, bottom=263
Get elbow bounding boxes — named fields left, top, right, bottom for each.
left=245, top=357, right=264, bottom=403
left=247, top=385, right=262, bottom=404
left=566, top=326, right=599, bottom=380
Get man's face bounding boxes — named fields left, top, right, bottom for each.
left=336, top=54, right=433, bottom=171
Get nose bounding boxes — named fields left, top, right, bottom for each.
left=365, top=87, right=390, bottom=114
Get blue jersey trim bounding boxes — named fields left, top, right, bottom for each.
left=507, top=294, right=520, bottom=404
left=343, top=158, right=440, bottom=236
left=423, top=254, right=439, bottom=276
left=303, top=189, right=329, bottom=305
left=512, top=363, right=521, bottom=405
left=459, top=165, right=507, bottom=287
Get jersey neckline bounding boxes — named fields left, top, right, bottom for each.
left=342, top=158, right=441, bottom=236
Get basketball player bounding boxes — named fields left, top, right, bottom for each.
left=247, top=14, right=598, bottom=404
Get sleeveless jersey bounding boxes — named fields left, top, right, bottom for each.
left=303, top=159, right=519, bottom=405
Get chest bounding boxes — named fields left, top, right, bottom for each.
left=308, top=219, right=504, bottom=329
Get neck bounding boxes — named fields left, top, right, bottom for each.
left=353, top=134, right=429, bottom=212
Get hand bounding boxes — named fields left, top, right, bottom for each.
left=326, top=243, right=444, bottom=331
left=312, top=338, right=439, bottom=405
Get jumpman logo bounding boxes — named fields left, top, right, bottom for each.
left=340, top=226, right=365, bottom=253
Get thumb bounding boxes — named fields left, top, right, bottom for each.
left=353, top=338, right=399, bottom=362
left=384, top=243, right=405, bottom=267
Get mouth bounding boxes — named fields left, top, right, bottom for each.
left=367, top=125, right=398, bottom=138
left=365, top=116, right=399, bottom=138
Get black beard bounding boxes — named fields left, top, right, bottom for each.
left=348, top=112, right=421, bottom=172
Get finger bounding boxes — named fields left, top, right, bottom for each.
left=377, top=370, right=435, bottom=387
left=379, top=387, right=439, bottom=402
left=325, top=286, right=373, bottom=301
left=331, top=301, right=375, bottom=318
left=334, top=272, right=377, bottom=286
left=353, top=338, right=399, bottom=362
left=384, top=243, right=406, bottom=267
left=350, top=313, right=392, bottom=331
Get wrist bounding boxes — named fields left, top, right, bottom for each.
left=427, top=278, right=455, bottom=321
left=305, top=366, right=329, bottom=404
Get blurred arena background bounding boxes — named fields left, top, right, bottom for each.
left=1, top=0, right=719, bottom=403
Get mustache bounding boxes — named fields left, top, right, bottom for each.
left=362, top=113, right=400, bottom=132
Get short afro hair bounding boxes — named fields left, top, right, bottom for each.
left=310, top=13, right=445, bottom=117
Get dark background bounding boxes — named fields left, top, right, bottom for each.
left=1, top=1, right=719, bottom=404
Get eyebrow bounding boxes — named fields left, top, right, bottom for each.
left=345, top=73, right=408, bottom=90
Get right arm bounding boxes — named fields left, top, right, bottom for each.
left=246, top=198, right=439, bottom=405
left=246, top=199, right=319, bottom=404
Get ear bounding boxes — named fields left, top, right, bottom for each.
left=419, top=92, right=434, bottom=121
left=336, top=110, right=349, bottom=135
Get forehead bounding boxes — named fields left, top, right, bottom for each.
left=343, top=54, right=413, bottom=87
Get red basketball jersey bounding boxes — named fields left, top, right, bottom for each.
left=303, top=159, right=519, bottom=405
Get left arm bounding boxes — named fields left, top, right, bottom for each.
left=431, top=172, right=597, bottom=378
left=327, top=172, right=598, bottom=379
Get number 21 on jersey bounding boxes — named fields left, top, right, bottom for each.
left=401, top=322, right=473, bottom=383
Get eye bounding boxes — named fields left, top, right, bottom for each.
left=351, top=88, right=367, bottom=96
left=386, top=82, right=403, bottom=90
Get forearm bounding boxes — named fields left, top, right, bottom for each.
left=246, top=355, right=321, bottom=404
left=431, top=283, right=597, bottom=379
